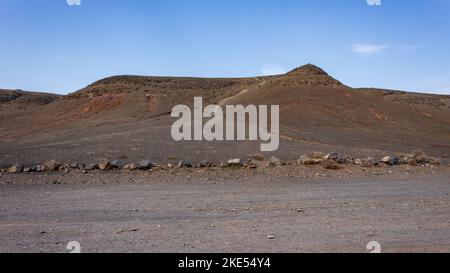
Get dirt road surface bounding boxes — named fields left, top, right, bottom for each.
left=1, top=173, right=449, bottom=253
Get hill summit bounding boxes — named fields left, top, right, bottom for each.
left=70, top=64, right=343, bottom=99
left=271, top=64, right=343, bottom=87
left=287, top=64, right=329, bottom=76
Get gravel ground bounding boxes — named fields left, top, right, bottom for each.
left=1, top=169, right=449, bottom=253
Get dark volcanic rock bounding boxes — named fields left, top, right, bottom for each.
left=138, top=160, right=154, bottom=170
left=381, top=156, right=401, bottom=166
left=337, top=156, right=354, bottom=165
left=198, top=160, right=212, bottom=168
left=324, top=152, right=339, bottom=161
left=111, top=159, right=126, bottom=169
left=178, top=160, right=194, bottom=168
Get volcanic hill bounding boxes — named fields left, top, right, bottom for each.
left=1, top=64, right=450, bottom=166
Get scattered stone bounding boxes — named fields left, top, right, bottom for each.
left=70, top=163, right=84, bottom=170
left=86, top=163, right=98, bottom=170
left=267, top=235, right=275, bottom=240
left=298, top=155, right=322, bottom=165
left=17, top=163, right=25, bottom=171
left=36, top=165, right=45, bottom=172
left=111, top=159, right=126, bottom=169
left=241, top=159, right=251, bottom=168
left=138, top=160, right=154, bottom=170
left=324, top=152, right=339, bottom=161
left=117, top=228, right=139, bottom=234
left=152, top=165, right=163, bottom=171
left=7, top=164, right=22, bottom=173
left=198, top=160, right=212, bottom=168
left=178, top=160, right=193, bottom=168
left=337, top=156, right=353, bottom=165
left=124, top=163, right=138, bottom=170
left=227, top=159, right=243, bottom=167
left=354, top=158, right=363, bottom=165
left=248, top=161, right=257, bottom=169
left=381, top=156, right=400, bottom=166
left=398, top=156, right=407, bottom=165
left=252, top=154, right=265, bottom=161
left=414, top=152, right=441, bottom=165
left=0, top=163, right=7, bottom=171
left=361, top=157, right=378, bottom=167
left=98, top=160, right=113, bottom=170
left=43, top=160, right=60, bottom=172
left=400, top=155, right=416, bottom=166
left=59, top=164, right=69, bottom=172
left=310, top=151, right=326, bottom=159
left=267, top=156, right=282, bottom=167
left=381, top=156, right=390, bottom=163
left=321, top=160, right=341, bottom=170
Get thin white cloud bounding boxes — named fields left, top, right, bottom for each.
left=352, top=44, right=388, bottom=55
left=366, top=0, right=382, bottom=6
left=66, top=0, right=81, bottom=6
left=262, top=64, right=285, bottom=76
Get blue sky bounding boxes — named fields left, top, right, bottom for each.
left=1, top=0, right=450, bottom=95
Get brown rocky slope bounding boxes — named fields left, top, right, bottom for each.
left=1, top=64, right=449, bottom=167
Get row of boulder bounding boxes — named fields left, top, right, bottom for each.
left=298, top=152, right=443, bottom=169
left=1, top=158, right=247, bottom=174
left=0, top=152, right=444, bottom=174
